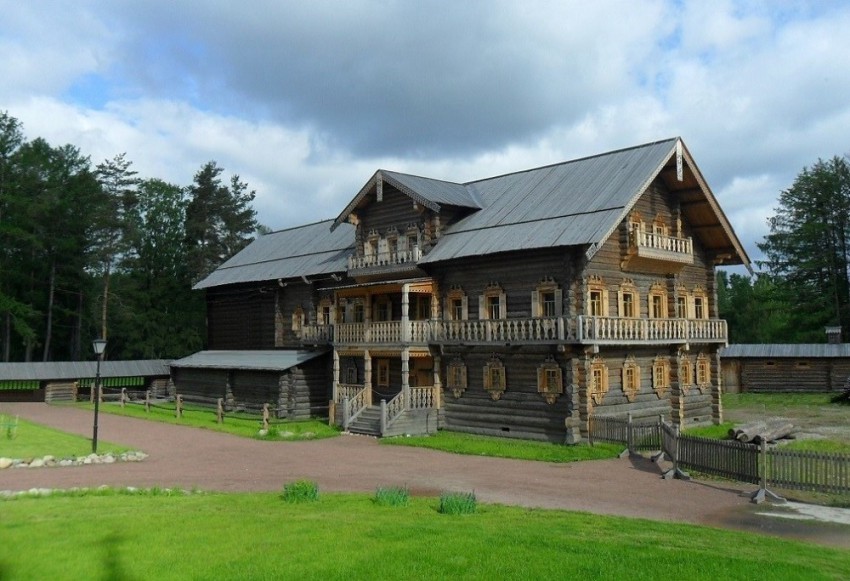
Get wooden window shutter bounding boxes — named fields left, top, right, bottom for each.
left=483, top=365, right=491, bottom=389
left=537, top=366, right=545, bottom=391
left=478, top=295, right=486, bottom=320
left=461, top=365, right=467, bottom=388
left=617, top=290, right=624, bottom=317
left=531, top=290, right=540, bottom=318
left=499, top=291, right=507, bottom=319
left=602, top=289, right=609, bottom=317
left=554, top=288, right=563, bottom=316
left=461, top=295, right=469, bottom=320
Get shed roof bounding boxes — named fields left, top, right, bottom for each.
left=721, top=344, right=850, bottom=359
left=0, top=360, right=170, bottom=382
left=170, top=350, right=328, bottom=371
left=193, top=220, right=354, bottom=289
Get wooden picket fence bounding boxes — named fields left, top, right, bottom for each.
left=590, top=415, right=850, bottom=495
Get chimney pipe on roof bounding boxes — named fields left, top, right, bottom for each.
left=825, top=326, right=842, bottom=344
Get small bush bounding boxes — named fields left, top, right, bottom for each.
left=439, top=491, right=476, bottom=515
left=374, top=486, right=409, bottom=507
left=282, top=480, right=319, bottom=503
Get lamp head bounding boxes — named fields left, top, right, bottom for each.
left=92, top=339, right=107, bottom=356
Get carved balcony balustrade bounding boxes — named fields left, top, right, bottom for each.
left=576, top=316, right=727, bottom=345
left=630, top=229, right=694, bottom=265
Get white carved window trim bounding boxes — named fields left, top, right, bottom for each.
left=648, top=283, right=667, bottom=319
left=444, top=287, right=468, bottom=321
left=618, top=279, right=639, bottom=318
left=692, top=286, right=709, bottom=320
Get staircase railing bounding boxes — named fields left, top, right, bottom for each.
left=342, top=386, right=369, bottom=430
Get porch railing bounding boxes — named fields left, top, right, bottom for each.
left=348, top=247, right=422, bottom=271
left=301, top=324, right=332, bottom=343
left=341, top=386, right=369, bottom=430
left=430, top=318, right=567, bottom=343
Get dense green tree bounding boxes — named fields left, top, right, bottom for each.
left=185, top=161, right=258, bottom=283
left=717, top=271, right=795, bottom=343
left=758, top=156, right=850, bottom=341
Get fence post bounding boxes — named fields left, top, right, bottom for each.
left=217, top=398, right=224, bottom=424
left=380, top=399, right=387, bottom=435
left=662, top=422, right=690, bottom=480
left=121, top=388, right=127, bottom=409
left=176, top=395, right=183, bottom=419
left=626, top=413, right=633, bottom=456
left=750, top=439, right=785, bottom=504
left=145, top=390, right=151, bottom=413
left=651, top=415, right=665, bottom=463
left=262, top=403, right=270, bottom=431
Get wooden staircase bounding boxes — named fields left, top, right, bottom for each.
left=346, top=406, right=382, bottom=436
left=345, top=405, right=440, bottom=437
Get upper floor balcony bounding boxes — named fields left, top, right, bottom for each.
left=631, top=229, right=694, bottom=265
left=301, top=315, right=727, bottom=347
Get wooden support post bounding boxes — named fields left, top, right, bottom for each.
left=364, top=350, right=372, bottom=406
left=217, top=398, right=224, bottom=424
left=750, top=439, right=785, bottom=504
left=120, top=388, right=127, bottom=409
left=176, top=395, right=183, bottom=419
left=380, top=399, right=387, bottom=435
left=401, top=348, right=410, bottom=410
left=262, top=403, right=270, bottom=431
left=145, top=390, right=151, bottom=413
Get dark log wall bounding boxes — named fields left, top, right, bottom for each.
left=735, top=358, right=850, bottom=392
left=442, top=346, right=573, bottom=442
left=172, top=368, right=228, bottom=403
left=206, top=281, right=317, bottom=349
left=280, top=356, right=332, bottom=419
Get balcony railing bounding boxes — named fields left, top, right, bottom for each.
left=577, top=316, right=727, bottom=344
left=348, top=247, right=422, bottom=271
left=632, top=230, right=693, bottom=264
left=310, top=316, right=727, bottom=346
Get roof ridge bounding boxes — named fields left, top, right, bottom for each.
left=264, top=218, right=337, bottom=235
left=462, top=137, right=680, bottom=186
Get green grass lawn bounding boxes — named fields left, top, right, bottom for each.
left=1, top=491, right=848, bottom=580
left=723, top=392, right=835, bottom=409
left=0, top=417, right=129, bottom=460
left=79, top=401, right=340, bottom=441
left=382, top=430, right=624, bottom=462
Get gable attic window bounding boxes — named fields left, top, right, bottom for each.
left=479, top=283, right=506, bottom=320
left=618, top=279, right=639, bottom=318
left=649, top=283, right=667, bottom=318
left=622, top=355, right=640, bottom=402
left=533, top=277, right=562, bottom=318
left=586, top=275, right=609, bottom=317
left=652, top=215, right=667, bottom=236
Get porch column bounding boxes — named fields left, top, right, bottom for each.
left=401, top=283, right=411, bottom=343
left=433, top=354, right=442, bottom=408
left=364, top=294, right=372, bottom=343
left=401, top=348, right=410, bottom=409
left=332, top=350, right=340, bottom=401
left=364, top=350, right=373, bottom=406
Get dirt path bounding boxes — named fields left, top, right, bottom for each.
left=2, top=403, right=848, bottom=548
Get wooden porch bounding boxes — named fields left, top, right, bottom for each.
left=334, top=384, right=441, bottom=437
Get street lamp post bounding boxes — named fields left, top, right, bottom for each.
left=91, top=338, right=107, bottom=454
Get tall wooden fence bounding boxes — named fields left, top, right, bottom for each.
left=590, top=415, right=850, bottom=495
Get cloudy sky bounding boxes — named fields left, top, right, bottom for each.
left=3, top=1, right=849, bottom=267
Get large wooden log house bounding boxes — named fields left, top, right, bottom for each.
left=175, top=137, right=749, bottom=442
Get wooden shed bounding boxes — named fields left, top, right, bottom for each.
left=720, top=344, right=850, bottom=393
left=169, top=350, right=332, bottom=419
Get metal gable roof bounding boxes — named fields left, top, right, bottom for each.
left=382, top=171, right=481, bottom=209
left=194, top=220, right=355, bottom=289
left=721, top=344, right=850, bottom=358
left=170, top=350, right=328, bottom=371
left=0, top=360, right=170, bottom=382
left=421, top=139, right=678, bottom=264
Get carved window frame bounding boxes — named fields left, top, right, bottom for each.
left=628, top=210, right=644, bottom=237
left=445, top=286, right=468, bottom=321
left=589, top=356, right=609, bottom=406
left=479, top=283, right=506, bottom=320
left=373, top=296, right=392, bottom=322
left=651, top=215, right=668, bottom=236
left=622, top=355, right=641, bottom=402
left=404, top=225, right=420, bottom=252
left=537, top=356, right=563, bottom=404
left=483, top=355, right=506, bottom=400
left=680, top=355, right=694, bottom=394
left=692, top=286, right=709, bottom=320
left=674, top=285, right=688, bottom=319
left=533, top=277, right=562, bottom=318
left=652, top=356, right=670, bottom=397
left=696, top=352, right=711, bottom=392
left=586, top=275, right=609, bottom=317
left=376, top=359, right=390, bottom=388
left=365, top=229, right=379, bottom=258
left=446, top=358, right=468, bottom=398
left=618, top=279, right=639, bottom=318
left=317, top=299, right=333, bottom=326
left=648, top=282, right=668, bottom=319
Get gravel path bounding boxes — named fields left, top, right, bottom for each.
left=2, top=403, right=848, bottom=548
